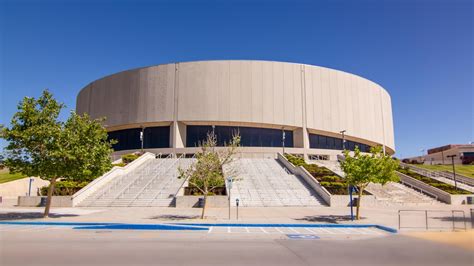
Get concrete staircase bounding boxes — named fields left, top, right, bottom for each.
left=224, top=158, right=325, bottom=207
left=78, top=157, right=195, bottom=207
left=399, top=163, right=474, bottom=193
left=366, top=182, right=443, bottom=206
left=312, top=160, right=443, bottom=206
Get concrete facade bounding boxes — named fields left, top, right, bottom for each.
left=76, top=60, right=395, bottom=158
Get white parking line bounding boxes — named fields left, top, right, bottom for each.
left=245, top=227, right=250, bottom=233
left=333, top=228, right=352, bottom=234
left=21, top=226, right=57, bottom=232
left=275, top=227, right=284, bottom=234
left=0, top=225, right=24, bottom=231
left=42, top=226, right=69, bottom=230
left=289, top=228, right=300, bottom=234
left=227, top=227, right=231, bottom=233
left=259, top=227, right=268, bottom=234
left=345, top=228, right=364, bottom=234
left=208, top=226, right=213, bottom=233
left=361, top=228, right=382, bottom=235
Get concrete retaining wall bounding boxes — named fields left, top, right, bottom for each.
left=0, top=177, right=49, bottom=199
left=330, top=195, right=378, bottom=207
left=400, top=162, right=474, bottom=187
left=17, top=196, right=72, bottom=207
left=277, top=153, right=331, bottom=205
left=175, top=195, right=228, bottom=208
left=397, top=172, right=474, bottom=205
left=71, top=152, right=156, bottom=206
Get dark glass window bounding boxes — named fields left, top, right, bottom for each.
left=309, top=133, right=372, bottom=152
left=144, top=126, right=170, bottom=149
left=186, top=125, right=293, bottom=148
left=108, top=126, right=170, bottom=151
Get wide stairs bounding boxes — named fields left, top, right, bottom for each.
left=313, top=160, right=443, bottom=206
left=224, top=158, right=325, bottom=207
left=78, top=157, right=195, bottom=207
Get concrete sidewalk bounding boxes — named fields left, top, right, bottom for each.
left=1, top=204, right=472, bottom=230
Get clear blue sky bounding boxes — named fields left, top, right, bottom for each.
left=1, top=0, right=472, bottom=158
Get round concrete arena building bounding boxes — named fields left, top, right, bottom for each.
left=76, top=60, right=395, bottom=159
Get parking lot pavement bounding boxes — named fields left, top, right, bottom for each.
left=207, top=225, right=386, bottom=236
left=0, top=222, right=391, bottom=241
left=0, top=224, right=74, bottom=232
left=1, top=226, right=472, bottom=266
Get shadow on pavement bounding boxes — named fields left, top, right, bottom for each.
left=0, top=212, right=79, bottom=220
left=295, top=215, right=366, bottom=224
left=147, top=214, right=200, bottom=220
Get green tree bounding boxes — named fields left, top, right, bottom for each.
left=1, top=90, right=114, bottom=217
left=178, top=132, right=240, bottom=219
left=340, top=146, right=399, bottom=220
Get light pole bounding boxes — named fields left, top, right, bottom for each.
left=447, top=155, right=458, bottom=191
left=282, top=128, right=286, bottom=155
left=420, top=148, right=425, bottom=163
left=339, top=130, right=346, bottom=151
left=140, top=127, right=145, bottom=153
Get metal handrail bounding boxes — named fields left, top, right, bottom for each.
left=104, top=154, right=172, bottom=204
left=90, top=158, right=156, bottom=203
left=170, top=153, right=198, bottom=201
left=398, top=209, right=467, bottom=231
left=400, top=162, right=474, bottom=187
left=128, top=154, right=184, bottom=206
left=146, top=155, right=193, bottom=206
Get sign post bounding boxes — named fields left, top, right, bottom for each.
left=236, top=198, right=240, bottom=220
left=349, top=185, right=354, bottom=221
left=226, top=177, right=233, bottom=220
left=28, top=177, right=34, bottom=196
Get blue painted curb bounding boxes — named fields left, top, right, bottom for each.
left=0, top=221, right=209, bottom=231
left=73, top=224, right=208, bottom=231
left=173, top=223, right=398, bottom=233
left=0, top=221, right=397, bottom=233
left=0, top=221, right=118, bottom=226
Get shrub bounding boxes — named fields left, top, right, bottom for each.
left=122, top=154, right=139, bottom=164
left=320, top=175, right=340, bottom=182
left=40, top=180, right=89, bottom=196
left=113, top=162, right=126, bottom=167
left=320, top=182, right=345, bottom=189
left=399, top=168, right=471, bottom=194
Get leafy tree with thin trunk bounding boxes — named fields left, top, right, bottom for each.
left=178, top=132, right=240, bottom=219
left=340, top=146, right=399, bottom=220
left=1, top=90, right=114, bottom=217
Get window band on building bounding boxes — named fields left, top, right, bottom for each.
left=108, top=126, right=170, bottom=151
left=186, top=125, right=293, bottom=148
left=309, top=134, right=371, bottom=152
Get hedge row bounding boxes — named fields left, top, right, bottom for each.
left=40, top=181, right=89, bottom=196
left=285, top=154, right=350, bottom=195
left=398, top=168, right=471, bottom=195
left=122, top=154, right=139, bottom=164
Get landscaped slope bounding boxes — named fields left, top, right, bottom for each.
left=398, top=167, right=471, bottom=195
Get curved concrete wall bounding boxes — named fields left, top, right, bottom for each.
left=77, top=60, right=395, bottom=154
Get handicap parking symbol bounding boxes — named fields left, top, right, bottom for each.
left=286, top=234, right=320, bottom=240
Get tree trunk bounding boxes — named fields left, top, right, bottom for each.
left=356, top=186, right=364, bottom=220
left=200, top=194, right=208, bottom=219
left=43, top=178, right=56, bottom=218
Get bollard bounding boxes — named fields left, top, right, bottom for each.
left=236, top=198, right=240, bottom=220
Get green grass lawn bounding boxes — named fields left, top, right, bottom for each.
left=414, top=164, right=474, bottom=178
left=0, top=169, right=27, bottom=184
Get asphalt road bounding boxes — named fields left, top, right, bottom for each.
left=1, top=229, right=472, bottom=266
